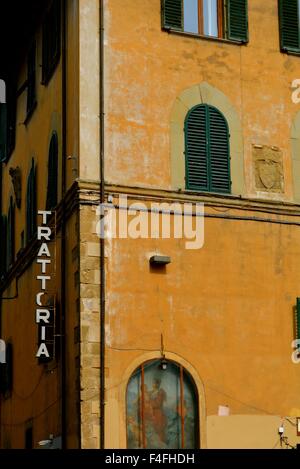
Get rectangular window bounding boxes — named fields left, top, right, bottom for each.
left=26, top=42, right=37, bottom=118
left=0, top=81, right=16, bottom=162
left=42, top=0, right=61, bottom=85
left=162, top=0, right=248, bottom=43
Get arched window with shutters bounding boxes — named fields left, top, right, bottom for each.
left=46, top=132, right=58, bottom=211
left=26, top=159, right=37, bottom=243
left=126, top=359, right=199, bottom=449
left=185, top=104, right=231, bottom=194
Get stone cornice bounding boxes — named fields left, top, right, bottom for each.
left=104, top=183, right=300, bottom=218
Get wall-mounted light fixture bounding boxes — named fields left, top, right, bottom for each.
left=38, top=434, right=54, bottom=448
left=150, top=255, right=171, bottom=266
left=160, top=358, right=168, bottom=371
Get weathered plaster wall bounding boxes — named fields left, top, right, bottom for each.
left=206, top=415, right=299, bottom=449
left=0, top=0, right=80, bottom=448
left=78, top=0, right=100, bottom=182
left=104, top=0, right=300, bottom=202
left=104, top=200, right=300, bottom=448
left=101, top=0, right=300, bottom=449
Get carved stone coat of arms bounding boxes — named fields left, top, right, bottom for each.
left=253, top=145, right=284, bottom=193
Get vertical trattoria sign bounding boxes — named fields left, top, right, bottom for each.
left=36, top=211, right=55, bottom=361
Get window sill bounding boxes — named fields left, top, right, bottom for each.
left=185, top=188, right=233, bottom=198
left=281, top=48, right=300, bottom=57
left=163, top=28, right=247, bottom=46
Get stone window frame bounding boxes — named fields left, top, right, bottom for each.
left=170, top=82, right=245, bottom=197
left=291, top=110, right=300, bottom=203
left=105, top=351, right=207, bottom=449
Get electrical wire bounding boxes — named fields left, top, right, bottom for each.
left=284, top=417, right=297, bottom=427
left=106, top=345, right=298, bottom=419
left=11, top=369, right=45, bottom=401
left=0, top=397, right=61, bottom=427
left=272, top=438, right=281, bottom=449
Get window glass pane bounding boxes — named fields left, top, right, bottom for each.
left=183, top=371, right=198, bottom=448
left=184, top=0, right=199, bottom=34
left=203, top=0, right=218, bottom=37
left=127, top=369, right=142, bottom=449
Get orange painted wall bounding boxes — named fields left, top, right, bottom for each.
left=103, top=0, right=300, bottom=447
left=104, top=0, right=299, bottom=199
left=0, top=0, right=79, bottom=448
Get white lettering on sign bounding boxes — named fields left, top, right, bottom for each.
left=36, top=211, right=54, bottom=360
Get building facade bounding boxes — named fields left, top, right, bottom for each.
left=0, top=0, right=300, bottom=449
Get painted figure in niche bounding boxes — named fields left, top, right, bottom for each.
left=148, top=378, right=167, bottom=444
left=126, top=361, right=198, bottom=449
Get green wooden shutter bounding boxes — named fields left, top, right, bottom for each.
left=6, top=82, right=16, bottom=160
left=42, top=0, right=61, bottom=84
left=27, top=42, right=36, bottom=115
left=227, top=0, right=249, bottom=43
left=185, top=105, right=231, bottom=194
left=26, top=167, right=32, bottom=242
left=162, top=0, right=183, bottom=30
left=42, top=18, right=49, bottom=83
left=279, top=0, right=300, bottom=52
left=0, top=103, right=7, bottom=162
left=26, top=161, right=37, bottom=243
left=185, top=105, right=209, bottom=191
left=46, top=133, right=58, bottom=211
left=53, top=0, right=61, bottom=65
left=297, top=298, right=300, bottom=341
left=208, top=106, right=231, bottom=194
left=32, top=165, right=37, bottom=237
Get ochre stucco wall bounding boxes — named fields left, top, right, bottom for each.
left=104, top=0, right=300, bottom=202
left=104, top=197, right=300, bottom=448
left=103, top=0, right=300, bottom=448
left=0, top=0, right=80, bottom=448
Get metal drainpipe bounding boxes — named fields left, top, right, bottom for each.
left=99, top=0, right=105, bottom=450
left=61, top=0, right=67, bottom=449
left=0, top=162, right=2, bottom=447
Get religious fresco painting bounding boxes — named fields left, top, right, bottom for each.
left=126, top=360, right=199, bottom=449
